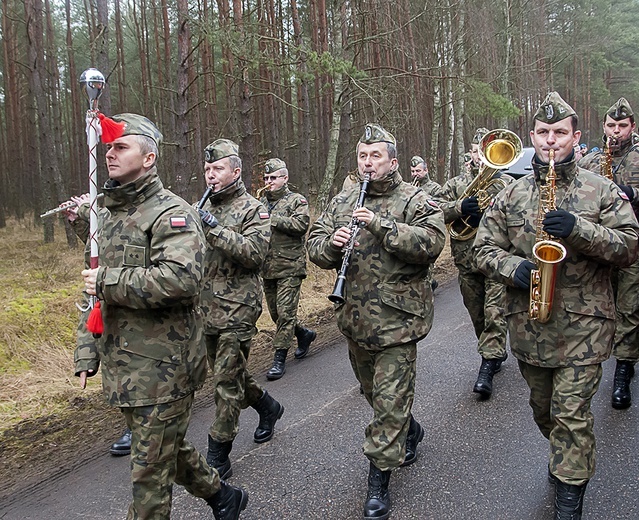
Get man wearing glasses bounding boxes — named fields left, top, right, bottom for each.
left=259, top=158, right=317, bottom=380
left=197, top=139, right=285, bottom=481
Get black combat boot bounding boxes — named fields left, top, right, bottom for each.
left=266, top=349, right=288, bottom=380
left=400, top=416, right=424, bottom=467
left=109, top=428, right=132, bottom=456
left=251, top=390, right=284, bottom=443
left=294, top=326, right=317, bottom=359
left=363, top=462, right=391, bottom=520
left=554, top=480, right=587, bottom=520
left=206, top=481, right=248, bottom=520
left=612, top=360, right=635, bottom=409
left=473, top=357, right=505, bottom=399
left=207, top=436, right=233, bottom=480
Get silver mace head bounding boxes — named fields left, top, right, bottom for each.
left=79, top=68, right=105, bottom=109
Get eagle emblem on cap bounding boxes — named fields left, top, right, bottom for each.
left=545, top=105, right=554, bottom=120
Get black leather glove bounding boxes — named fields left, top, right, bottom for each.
left=513, top=260, right=536, bottom=289
left=198, top=209, right=218, bottom=228
left=543, top=209, right=576, bottom=238
left=461, top=196, right=480, bottom=216
left=618, top=184, right=635, bottom=202
left=467, top=214, right=482, bottom=228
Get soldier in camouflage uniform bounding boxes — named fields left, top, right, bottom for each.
left=196, top=139, right=284, bottom=481
left=73, top=114, right=247, bottom=520
left=409, top=155, right=441, bottom=198
left=259, top=158, right=317, bottom=380
left=578, top=97, right=639, bottom=409
left=436, top=128, right=512, bottom=399
left=308, top=124, right=446, bottom=520
left=473, top=92, right=639, bottom=520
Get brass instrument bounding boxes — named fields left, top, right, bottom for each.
left=447, top=129, right=523, bottom=241
left=600, top=135, right=616, bottom=181
left=529, top=149, right=567, bottom=324
left=40, top=193, right=105, bottom=218
left=256, top=185, right=268, bottom=198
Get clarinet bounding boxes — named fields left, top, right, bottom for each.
left=196, top=186, right=213, bottom=210
left=328, top=174, right=370, bottom=304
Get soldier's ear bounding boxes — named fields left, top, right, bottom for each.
left=143, top=152, right=156, bottom=168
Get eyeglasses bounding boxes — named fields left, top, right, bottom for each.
left=263, top=174, right=286, bottom=182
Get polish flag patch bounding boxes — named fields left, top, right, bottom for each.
left=259, top=212, right=270, bottom=219
left=170, top=216, right=188, bottom=228
left=619, top=190, right=630, bottom=201
left=300, top=198, right=308, bottom=204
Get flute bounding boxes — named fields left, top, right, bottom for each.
left=40, top=193, right=105, bottom=218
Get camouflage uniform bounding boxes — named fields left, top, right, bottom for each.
left=200, top=176, right=271, bottom=442
left=73, top=113, right=218, bottom=518
left=436, top=161, right=511, bottom=362
left=579, top=101, right=639, bottom=365
left=410, top=156, right=442, bottom=198
left=473, top=95, right=639, bottom=486
left=259, top=161, right=311, bottom=354
left=308, top=126, right=446, bottom=471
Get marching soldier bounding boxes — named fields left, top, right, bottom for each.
left=409, top=155, right=441, bottom=198
left=474, top=92, right=639, bottom=519
left=579, top=97, right=639, bottom=409
left=74, top=114, right=247, bottom=519
left=308, top=123, right=446, bottom=520
left=197, top=139, right=285, bottom=480
left=259, top=158, right=316, bottom=380
left=436, top=128, right=512, bottom=399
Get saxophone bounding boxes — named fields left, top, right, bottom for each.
left=600, top=135, right=616, bottom=181
left=529, top=149, right=567, bottom=324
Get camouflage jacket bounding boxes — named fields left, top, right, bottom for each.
left=579, top=138, right=639, bottom=216
left=437, top=167, right=513, bottom=271
left=413, top=176, right=442, bottom=199
left=259, top=185, right=310, bottom=279
left=473, top=156, right=639, bottom=367
left=308, top=170, right=446, bottom=348
left=74, top=169, right=208, bottom=407
left=200, top=179, right=271, bottom=336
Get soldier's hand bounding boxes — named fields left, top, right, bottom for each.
left=198, top=209, right=219, bottom=228
left=513, top=260, right=536, bottom=289
left=82, top=268, right=99, bottom=296
left=461, top=196, right=480, bottom=216
left=333, top=226, right=352, bottom=248
left=352, top=207, right=374, bottom=227
left=617, top=184, right=635, bottom=202
left=543, top=209, right=576, bottom=238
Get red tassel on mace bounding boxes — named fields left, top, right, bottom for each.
left=86, top=300, right=104, bottom=336
left=98, top=113, right=126, bottom=143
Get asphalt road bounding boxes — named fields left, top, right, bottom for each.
left=2, top=279, right=638, bottom=519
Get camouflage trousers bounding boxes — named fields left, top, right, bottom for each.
left=518, top=361, right=603, bottom=486
left=458, top=267, right=508, bottom=360
left=264, top=276, right=303, bottom=351
left=121, top=393, right=220, bottom=520
left=206, top=331, right=264, bottom=443
left=347, top=338, right=417, bottom=471
left=613, top=260, right=639, bottom=362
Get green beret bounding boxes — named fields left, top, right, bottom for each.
left=204, top=138, right=239, bottom=163
left=265, top=158, right=286, bottom=174
left=533, top=92, right=576, bottom=124
left=359, top=123, right=396, bottom=146
left=410, top=156, right=425, bottom=167
left=472, top=128, right=489, bottom=144
left=607, top=97, right=634, bottom=121
left=112, top=113, right=163, bottom=146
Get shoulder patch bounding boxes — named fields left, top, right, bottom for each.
left=619, top=190, right=630, bottom=201
left=259, top=211, right=270, bottom=219
left=426, top=199, right=439, bottom=209
left=170, top=216, right=188, bottom=228
left=300, top=197, right=308, bottom=205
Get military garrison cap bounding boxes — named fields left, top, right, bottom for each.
left=359, top=123, right=396, bottom=146
left=607, top=97, right=634, bottom=121
left=472, top=128, right=489, bottom=144
left=410, top=155, right=425, bottom=167
left=265, top=158, right=286, bottom=173
left=111, top=113, right=163, bottom=146
left=533, top=92, right=576, bottom=124
left=204, top=138, right=239, bottom=163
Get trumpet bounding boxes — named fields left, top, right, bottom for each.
left=529, top=149, right=567, bottom=323
left=447, top=129, right=523, bottom=241
left=40, top=193, right=104, bottom=218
